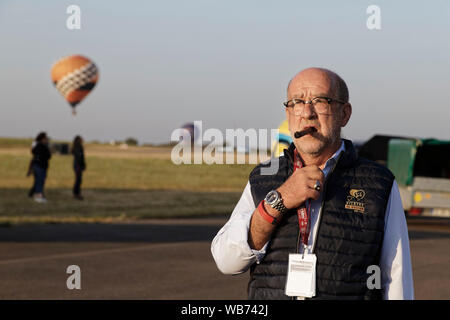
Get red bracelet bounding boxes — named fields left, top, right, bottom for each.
left=258, top=201, right=279, bottom=225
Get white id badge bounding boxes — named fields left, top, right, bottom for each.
left=285, top=253, right=316, bottom=298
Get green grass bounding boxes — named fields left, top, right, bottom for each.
left=0, top=144, right=255, bottom=225
left=0, top=154, right=253, bottom=191
left=0, top=137, right=34, bottom=148
left=0, top=188, right=241, bottom=226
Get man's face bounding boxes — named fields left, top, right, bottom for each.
left=286, top=69, right=350, bottom=156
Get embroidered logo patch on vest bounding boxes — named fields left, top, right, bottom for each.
left=345, top=189, right=366, bottom=213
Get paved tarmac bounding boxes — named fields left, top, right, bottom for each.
left=0, top=217, right=448, bottom=299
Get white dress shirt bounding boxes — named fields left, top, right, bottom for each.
left=211, top=141, right=414, bottom=300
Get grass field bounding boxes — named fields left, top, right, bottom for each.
left=0, top=138, right=258, bottom=225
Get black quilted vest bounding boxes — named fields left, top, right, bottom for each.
left=247, top=139, right=394, bottom=300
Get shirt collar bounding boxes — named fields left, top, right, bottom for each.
left=330, top=140, right=346, bottom=162
left=292, top=140, right=345, bottom=169
left=323, top=140, right=346, bottom=176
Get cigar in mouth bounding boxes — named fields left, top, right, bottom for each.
left=294, top=127, right=317, bottom=139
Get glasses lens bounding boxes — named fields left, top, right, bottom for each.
left=285, top=100, right=296, bottom=108
left=312, top=98, right=329, bottom=114
left=286, top=100, right=304, bottom=115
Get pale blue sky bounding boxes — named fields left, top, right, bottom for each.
left=0, top=1, right=449, bottom=144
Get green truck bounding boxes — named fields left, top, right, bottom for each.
left=358, top=135, right=450, bottom=218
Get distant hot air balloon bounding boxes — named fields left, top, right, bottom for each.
left=179, top=122, right=200, bottom=144
left=51, top=55, right=99, bottom=115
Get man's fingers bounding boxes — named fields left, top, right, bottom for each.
left=290, top=169, right=324, bottom=192
left=307, top=168, right=325, bottom=182
left=298, top=166, right=324, bottom=181
left=307, top=189, right=320, bottom=201
left=310, top=179, right=321, bottom=191
left=305, top=175, right=324, bottom=190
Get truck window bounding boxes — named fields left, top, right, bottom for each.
left=414, top=144, right=450, bottom=179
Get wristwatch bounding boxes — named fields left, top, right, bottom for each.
left=264, top=190, right=288, bottom=214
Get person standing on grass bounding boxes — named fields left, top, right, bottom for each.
left=71, top=135, right=86, bottom=200
left=27, top=132, right=51, bottom=203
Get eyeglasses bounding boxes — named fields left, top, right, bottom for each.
left=283, top=96, right=346, bottom=115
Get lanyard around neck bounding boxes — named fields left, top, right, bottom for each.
left=293, top=149, right=311, bottom=251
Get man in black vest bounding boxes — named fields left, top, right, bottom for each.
left=211, top=67, right=414, bottom=300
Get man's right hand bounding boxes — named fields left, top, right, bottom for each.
left=249, top=166, right=324, bottom=250
left=277, top=165, right=325, bottom=209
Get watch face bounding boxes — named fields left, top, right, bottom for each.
left=266, top=191, right=278, bottom=204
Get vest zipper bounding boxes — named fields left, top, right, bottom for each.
left=311, top=179, right=329, bottom=254
left=311, top=152, right=343, bottom=254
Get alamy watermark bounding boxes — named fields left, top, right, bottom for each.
left=66, top=5, right=81, bottom=30
left=66, top=265, right=81, bottom=290
left=366, top=5, right=381, bottom=30
left=366, top=265, right=381, bottom=290
left=170, top=121, right=280, bottom=175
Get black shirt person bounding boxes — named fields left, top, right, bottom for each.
left=27, top=132, right=51, bottom=203
left=71, top=135, right=86, bottom=200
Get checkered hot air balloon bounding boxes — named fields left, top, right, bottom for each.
left=51, top=55, right=99, bottom=115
